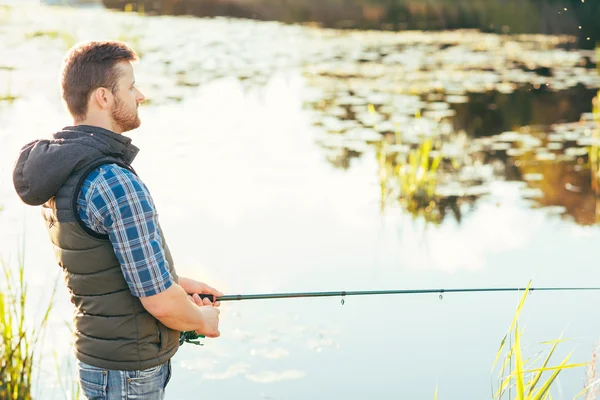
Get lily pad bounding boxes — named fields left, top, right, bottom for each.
left=535, top=152, right=557, bottom=161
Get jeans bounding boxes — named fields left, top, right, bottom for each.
left=77, top=359, right=172, bottom=400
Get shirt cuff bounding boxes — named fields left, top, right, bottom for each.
left=132, top=270, right=174, bottom=298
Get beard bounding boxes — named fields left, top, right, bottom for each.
left=111, top=95, right=140, bottom=133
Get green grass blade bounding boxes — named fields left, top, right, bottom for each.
left=431, top=154, right=442, bottom=173
left=493, top=282, right=532, bottom=375
left=496, top=369, right=517, bottom=398
left=525, top=363, right=588, bottom=373
left=498, top=338, right=517, bottom=382
left=515, top=323, right=526, bottom=399
left=532, top=351, right=574, bottom=400
left=509, top=281, right=531, bottom=334
left=492, top=333, right=508, bottom=373
left=526, top=335, right=562, bottom=395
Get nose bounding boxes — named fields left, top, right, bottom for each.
left=136, top=88, right=146, bottom=103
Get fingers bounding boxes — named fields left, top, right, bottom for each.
left=203, top=283, right=224, bottom=298
left=201, top=296, right=212, bottom=306
left=197, top=328, right=220, bottom=338
left=197, top=307, right=221, bottom=338
left=191, top=293, right=203, bottom=306
left=193, top=292, right=222, bottom=307
left=190, top=293, right=223, bottom=308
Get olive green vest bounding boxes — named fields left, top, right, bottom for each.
left=42, top=156, right=180, bottom=371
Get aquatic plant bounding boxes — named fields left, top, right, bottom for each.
left=0, top=250, right=55, bottom=400
left=434, top=281, right=596, bottom=398
left=376, top=111, right=451, bottom=223
left=491, top=282, right=588, bottom=399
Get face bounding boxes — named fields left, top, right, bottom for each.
left=110, top=61, right=145, bottom=133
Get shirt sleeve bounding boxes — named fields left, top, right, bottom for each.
left=77, top=164, right=174, bottom=297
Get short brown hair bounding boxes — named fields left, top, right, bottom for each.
left=61, top=41, right=138, bottom=121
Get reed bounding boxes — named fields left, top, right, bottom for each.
left=491, top=282, right=587, bottom=399
left=0, top=249, right=55, bottom=400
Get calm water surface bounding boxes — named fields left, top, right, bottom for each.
left=0, top=4, right=599, bottom=399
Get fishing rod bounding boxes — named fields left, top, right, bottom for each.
left=179, top=286, right=600, bottom=345
left=193, top=286, right=600, bottom=303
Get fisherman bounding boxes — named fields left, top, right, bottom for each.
left=12, top=40, right=222, bottom=399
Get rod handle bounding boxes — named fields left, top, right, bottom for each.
left=196, top=294, right=215, bottom=303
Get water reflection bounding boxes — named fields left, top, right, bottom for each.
left=452, top=84, right=597, bottom=138
left=487, top=114, right=600, bottom=226
left=303, top=28, right=599, bottom=225
left=373, top=108, right=600, bottom=226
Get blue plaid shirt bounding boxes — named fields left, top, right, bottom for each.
left=76, top=164, right=174, bottom=297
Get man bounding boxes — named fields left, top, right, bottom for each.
left=12, top=41, right=222, bottom=399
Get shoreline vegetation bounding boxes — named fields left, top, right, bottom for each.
left=0, top=253, right=54, bottom=400
left=101, top=0, right=600, bottom=49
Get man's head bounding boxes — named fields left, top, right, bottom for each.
left=61, top=41, right=145, bottom=134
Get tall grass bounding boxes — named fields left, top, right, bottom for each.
left=0, top=249, right=54, bottom=400
left=491, top=282, right=588, bottom=399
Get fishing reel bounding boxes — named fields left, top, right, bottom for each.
left=179, top=331, right=205, bottom=346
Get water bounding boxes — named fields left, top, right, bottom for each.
left=0, top=4, right=599, bottom=399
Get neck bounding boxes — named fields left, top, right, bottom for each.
left=76, top=115, right=121, bottom=134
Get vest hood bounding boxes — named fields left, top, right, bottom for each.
left=13, top=125, right=140, bottom=206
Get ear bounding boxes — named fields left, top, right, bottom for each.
left=91, top=87, right=113, bottom=110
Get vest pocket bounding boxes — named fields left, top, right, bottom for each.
left=78, top=364, right=108, bottom=399
left=157, top=322, right=169, bottom=351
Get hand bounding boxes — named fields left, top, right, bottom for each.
left=180, top=277, right=223, bottom=307
left=196, top=306, right=220, bottom=338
